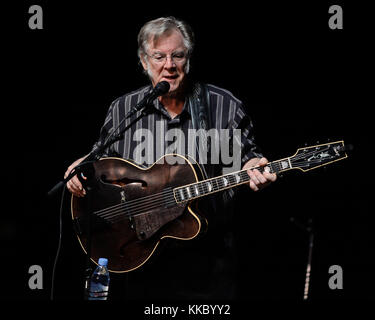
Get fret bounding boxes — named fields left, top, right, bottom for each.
left=190, top=186, right=195, bottom=197
left=288, top=157, right=292, bottom=169
left=227, top=174, right=235, bottom=185
left=269, top=161, right=282, bottom=174
left=213, top=178, right=220, bottom=190
left=197, top=182, right=205, bottom=194
left=268, top=162, right=278, bottom=174
left=240, top=170, right=250, bottom=182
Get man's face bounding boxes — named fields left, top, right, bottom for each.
left=141, top=29, right=188, bottom=94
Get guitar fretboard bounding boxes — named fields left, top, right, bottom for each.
left=173, top=158, right=292, bottom=203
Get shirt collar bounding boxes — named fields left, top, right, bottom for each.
left=152, top=93, right=191, bottom=124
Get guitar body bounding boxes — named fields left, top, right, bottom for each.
left=71, top=154, right=206, bottom=273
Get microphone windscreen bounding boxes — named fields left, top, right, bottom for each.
left=155, top=81, right=170, bottom=95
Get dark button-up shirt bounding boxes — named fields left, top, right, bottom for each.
left=91, top=82, right=263, bottom=299
left=94, top=83, right=262, bottom=175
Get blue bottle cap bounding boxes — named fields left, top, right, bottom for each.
left=98, top=258, right=108, bottom=266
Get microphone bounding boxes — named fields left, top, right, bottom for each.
left=145, top=81, right=170, bottom=104
left=127, top=81, right=170, bottom=117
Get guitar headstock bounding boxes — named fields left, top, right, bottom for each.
left=290, top=140, right=349, bottom=172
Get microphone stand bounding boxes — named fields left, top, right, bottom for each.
left=48, top=81, right=170, bottom=197
left=290, top=217, right=314, bottom=301
left=48, top=101, right=154, bottom=300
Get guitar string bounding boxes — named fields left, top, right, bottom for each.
left=104, top=155, right=329, bottom=222
left=92, top=156, right=339, bottom=222
left=100, top=171, right=306, bottom=224
left=100, top=195, right=174, bottom=221
left=108, top=197, right=177, bottom=224
left=94, top=160, right=273, bottom=216
left=93, top=146, right=337, bottom=219
left=290, top=146, right=336, bottom=161
left=93, top=169, right=251, bottom=218
left=94, top=156, right=338, bottom=223
left=94, top=170, right=252, bottom=220
left=94, top=188, right=173, bottom=216
left=94, top=144, right=337, bottom=217
left=101, top=163, right=304, bottom=224
left=108, top=177, right=248, bottom=223
left=105, top=171, right=252, bottom=223
left=95, top=173, right=249, bottom=222
left=105, top=170, right=257, bottom=223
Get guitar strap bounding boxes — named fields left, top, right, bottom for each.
left=187, top=81, right=220, bottom=221
left=188, top=82, right=212, bottom=180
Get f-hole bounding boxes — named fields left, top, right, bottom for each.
left=100, top=174, right=147, bottom=188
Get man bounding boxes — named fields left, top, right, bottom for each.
left=65, top=17, right=276, bottom=299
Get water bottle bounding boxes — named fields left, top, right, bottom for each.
left=88, top=258, right=110, bottom=300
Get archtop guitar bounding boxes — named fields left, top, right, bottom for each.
left=71, top=140, right=348, bottom=272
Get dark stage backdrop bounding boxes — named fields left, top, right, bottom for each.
left=2, top=0, right=373, bottom=305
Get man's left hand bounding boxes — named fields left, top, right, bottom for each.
left=243, top=157, right=277, bottom=191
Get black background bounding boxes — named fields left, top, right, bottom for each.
left=2, top=0, right=373, bottom=306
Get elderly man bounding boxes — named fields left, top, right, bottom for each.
left=65, top=16, right=276, bottom=299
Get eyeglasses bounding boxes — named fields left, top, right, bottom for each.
left=146, top=51, right=187, bottom=65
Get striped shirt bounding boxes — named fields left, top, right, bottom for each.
left=91, top=82, right=263, bottom=299
left=93, top=83, right=262, bottom=176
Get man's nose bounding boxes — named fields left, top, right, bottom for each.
left=164, top=56, right=176, bottom=68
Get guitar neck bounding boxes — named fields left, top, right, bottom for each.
left=173, top=140, right=348, bottom=203
left=173, top=157, right=292, bottom=203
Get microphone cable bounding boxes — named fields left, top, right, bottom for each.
left=50, top=184, right=66, bottom=300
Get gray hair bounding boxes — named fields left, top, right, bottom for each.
left=137, top=17, right=195, bottom=72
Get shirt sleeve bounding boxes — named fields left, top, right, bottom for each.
left=230, top=102, right=263, bottom=168
left=219, top=100, right=263, bottom=203
left=90, top=100, right=118, bottom=157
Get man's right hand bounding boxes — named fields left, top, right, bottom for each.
left=64, top=155, right=87, bottom=197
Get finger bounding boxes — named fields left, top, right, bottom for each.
left=249, top=180, right=259, bottom=192
left=70, top=176, right=83, bottom=191
left=67, top=180, right=81, bottom=197
left=258, top=157, right=269, bottom=166
left=67, top=179, right=79, bottom=194
left=253, top=169, right=267, bottom=184
left=66, top=180, right=74, bottom=193
left=64, top=166, right=76, bottom=179
left=68, top=177, right=86, bottom=197
left=263, top=170, right=277, bottom=182
left=247, top=169, right=260, bottom=185
left=64, top=168, right=72, bottom=179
